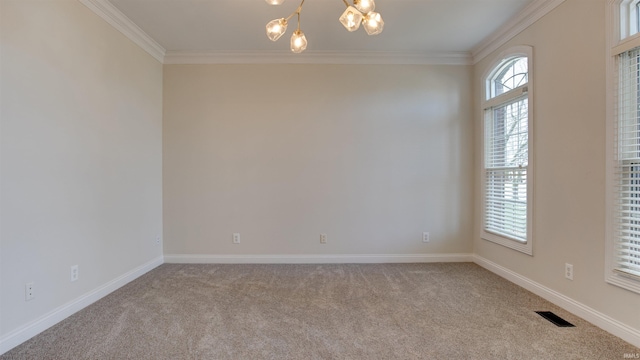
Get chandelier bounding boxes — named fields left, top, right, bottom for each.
left=265, top=0, right=384, bottom=53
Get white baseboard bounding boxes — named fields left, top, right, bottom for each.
left=5, top=253, right=637, bottom=353
left=164, top=253, right=474, bottom=264
left=0, top=256, right=164, bottom=356
left=473, top=255, right=640, bottom=348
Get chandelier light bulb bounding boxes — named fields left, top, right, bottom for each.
left=354, top=0, right=375, bottom=14
left=339, top=6, right=363, bottom=32
left=362, top=11, right=384, bottom=35
left=266, top=18, right=288, bottom=41
left=347, top=13, right=355, bottom=26
left=290, top=29, right=307, bottom=53
left=264, top=0, right=384, bottom=52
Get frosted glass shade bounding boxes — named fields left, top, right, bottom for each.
left=354, top=0, right=375, bottom=14
left=265, top=0, right=285, bottom=4
left=266, top=18, right=288, bottom=41
left=290, top=30, right=307, bottom=53
left=339, top=6, right=363, bottom=32
left=363, top=11, right=384, bottom=35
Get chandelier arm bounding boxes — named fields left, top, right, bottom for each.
left=267, top=0, right=382, bottom=53
left=285, top=0, right=305, bottom=21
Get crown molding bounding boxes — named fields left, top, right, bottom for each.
left=163, top=50, right=472, bottom=65
left=79, top=0, right=166, bottom=63
left=78, top=0, right=470, bottom=66
left=78, top=0, right=564, bottom=66
left=471, top=0, right=566, bottom=64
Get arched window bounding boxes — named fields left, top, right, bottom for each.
left=481, top=46, right=533, bottom=255
left=488, top=57, right=528, bottom=99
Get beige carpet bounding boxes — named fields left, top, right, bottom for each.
left=2, top=263, right=638, bottom=359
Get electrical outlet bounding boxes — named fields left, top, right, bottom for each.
left=25, top=283, right=34, bottom=301
left=155, top=236, right=161, bottom=246
left=71, top=265, right=79, bottom=282
left=422, top=232, right=430, bottom=243
left=565, top=263, right=573, bottom=280
left=233, top=233, right=240, bottom=244
left=320, top=233, right=327, bottom=244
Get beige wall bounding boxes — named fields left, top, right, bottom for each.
left=0, top=0, right=163, bottom=338
left=163, top=64, right=473, bottom=256
left=5, top=0, right=637, bottom=352
left=474, top=0, right=640, bottom=332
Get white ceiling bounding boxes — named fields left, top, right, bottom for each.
left=107, top=0, right=533, bottom=58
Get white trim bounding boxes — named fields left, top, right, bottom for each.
left=78, top=0, right=166, bottom=63
left=163, top=51, right=472, bottom=66
left=605, top=0, right=640, bottom=294
left=79, top=0, right=470, bottom=66
left=472, top=0, right=565, bottom=64
left=164, top=253, right=474, bottom=264
left=0, top=256, right=164, bottom=356
left=612, top=33, right=640, bottom=55
left=479, top=45, right=534, bottom=256
left=2, top=254, right=639, bottom=352
left=605, top=0, right=617, bottom=295
left=619, top=0, right=640, bottom=40
left=77, top=0, right=561, bottom=66
left=483, top=84, right=528, bottom=109
left=473, top=255, right=640, bottom=348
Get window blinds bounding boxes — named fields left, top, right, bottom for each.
left=615, top=46, right=640, bottom=278
left=484, top=96, right=528, bottom=242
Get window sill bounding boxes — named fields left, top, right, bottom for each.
left=606, top=271, right=640, bottom=295
left=481, top=230, right=533, bottom=256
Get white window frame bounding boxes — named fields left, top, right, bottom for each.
left=606, top=0, right=640, bottom=294
left=620, top=0, right=640, bottom=40
left=480, top=45, right=534, bottom=256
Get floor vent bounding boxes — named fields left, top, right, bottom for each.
left=535, top=311, right=575, bottom=327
